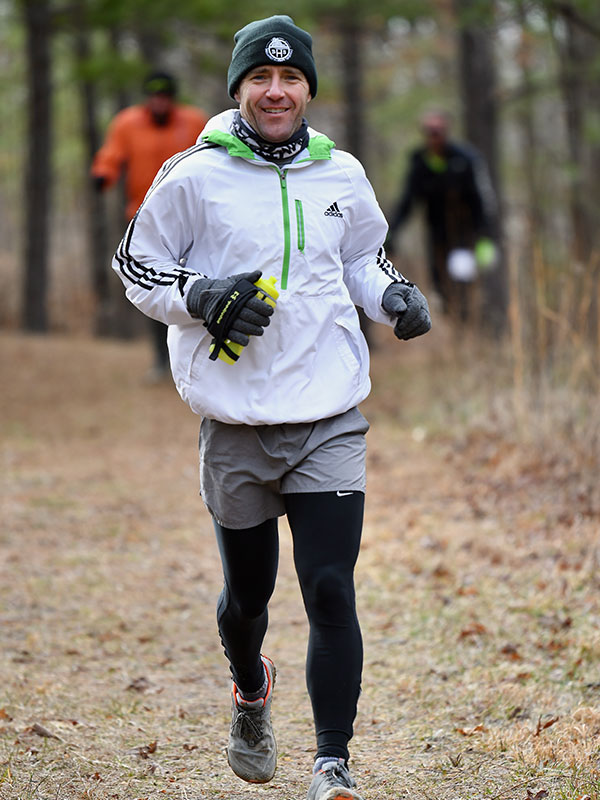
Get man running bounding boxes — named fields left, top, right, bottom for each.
left=387, top=110, right=497, bottom=321
left=112, top=16, right=431, bottom=800
left=92, top=70, right=208, bottom=379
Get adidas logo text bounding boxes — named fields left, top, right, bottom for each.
left=324, top=202, right=343, bottom=218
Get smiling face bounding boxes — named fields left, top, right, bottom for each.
left=234, top=65, right=311, bottom=143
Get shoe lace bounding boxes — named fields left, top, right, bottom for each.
left=232, top=706, right=264, bottom=747
left=321, top=763, right=355, bottom=789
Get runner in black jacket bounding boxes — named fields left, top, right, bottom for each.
left=387, top=111, right=497, bottom=319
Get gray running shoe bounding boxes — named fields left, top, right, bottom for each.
left=227, top=655, right=277, bottom=783
left=307, top=760, right=364, bottom=800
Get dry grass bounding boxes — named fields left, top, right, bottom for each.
left=1, top=327, right=599, bottom=800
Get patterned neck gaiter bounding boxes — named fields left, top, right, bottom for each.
left=231, top=111, right=309, bottom=163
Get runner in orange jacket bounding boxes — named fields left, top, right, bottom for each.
left=92, top=71, right=209, bottom=379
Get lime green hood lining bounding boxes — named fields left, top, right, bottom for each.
left=202, top=130, right=335, bottom=162
left=307, top=135, right=335, bottom=160
left=202, top=130, right=255, bottom=158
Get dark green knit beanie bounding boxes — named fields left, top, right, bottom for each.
left=227, top=15, right=317, bottom=99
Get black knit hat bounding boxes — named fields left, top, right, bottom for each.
left=143, top=71, right=177, bottom=97
left=227, top=15, right=317, bottom=99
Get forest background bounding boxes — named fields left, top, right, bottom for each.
left=1, top=1, right=600, bottom=799
left=3, top=0, right=600, bottom=358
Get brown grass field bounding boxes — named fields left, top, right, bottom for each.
left=1, top=326, right=599, bottom=800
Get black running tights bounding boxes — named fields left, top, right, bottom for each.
left=214, top=490, right=364, bottom=762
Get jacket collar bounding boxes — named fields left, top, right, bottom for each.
left=200, top=109, right=335, bottom=163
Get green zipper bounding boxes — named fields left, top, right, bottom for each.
left=295, top=199, right=305, bottom=253
left=202, top=132, right=335, bottom=291
left=278, top=169, right=291, bottom=290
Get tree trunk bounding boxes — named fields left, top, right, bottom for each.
left=552, top=4, right=600, bottom=351
left=73, top=9, right=112, bottom=336
left=22, top=0, right=53, bottom=332
left=514, top=1, right=547, bottom=374
left=340, top=16, right=365, bottom=165
left=555, top=14, right=596, bottom=263
left=105, top=27, right=143, bottom=340
left=339, top=10, right=373, bottom=344
left=455, top=0, right=507, bottom=336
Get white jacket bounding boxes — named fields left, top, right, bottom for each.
left=113, top=109, right=406, bottom=425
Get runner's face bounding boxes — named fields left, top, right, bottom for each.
left=146, top=93, right=174, bottom=116
left=422, top=114, right=448, bottom=153
left=235, top=65, right=311, bottom=143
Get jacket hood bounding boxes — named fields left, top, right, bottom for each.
left=197, top=108, right=237, bottom=139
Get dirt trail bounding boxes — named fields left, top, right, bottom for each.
left=1, top=332, right=598, bottom=800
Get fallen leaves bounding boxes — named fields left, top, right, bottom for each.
left=500, top=643, right=522, bottom=660
left=134, top=740, right=157, bottom=759
left=538, top=613, right=572, bottom=631
left=513, top=671, right=533, bottom=682
left=456, top=585, right=479, bottom=596
left=533, top=715, right=559, bottom=736
left=526, top=790, right=548, bottom=800
left=126, top=676, right=151, bottom=692
left=27, top=722, right=60, bottom=740
left=507, top=706, right=525, bottom=720
left=455, top=723, right=487, bottom=736
left=536, top=638, right=571, bottom=653
left=2, top=334, right=600, bottom=798
left=459, top=622, right=488, bottom=639
left=431, top=563, right=453, bottom=580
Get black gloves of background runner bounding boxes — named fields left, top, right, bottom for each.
left=382, top=281, right=432, bottom=340
left=186, top=270, right=273, bottom=346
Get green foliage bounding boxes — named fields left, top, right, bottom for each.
left=74, top=46, right=146, bottom=93
left=454, top=0, right=496, bottom=27
left=0, top=3, right=26, bottom=211
left=5, top=0, right=600, bottom=339
left=367, top=16, right=458, bottom=208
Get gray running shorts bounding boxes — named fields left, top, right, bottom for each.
left=198, top=407, right=369, bottom=529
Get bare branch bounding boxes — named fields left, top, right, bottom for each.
left=548, top=1, right=600, bottom=39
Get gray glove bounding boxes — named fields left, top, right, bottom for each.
left=186, top=270, right=273, bottom=346
left=382, top=281, right=431, bottom=340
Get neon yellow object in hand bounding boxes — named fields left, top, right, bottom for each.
left=474, top=238, right=498, bottom=272
left=210, top=276, right=279, bottom=365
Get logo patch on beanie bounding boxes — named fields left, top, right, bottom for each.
left=265, top=37, right=293, bottom=62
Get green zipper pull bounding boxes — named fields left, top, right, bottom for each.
left=295, top=199, right=305, bottom=253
